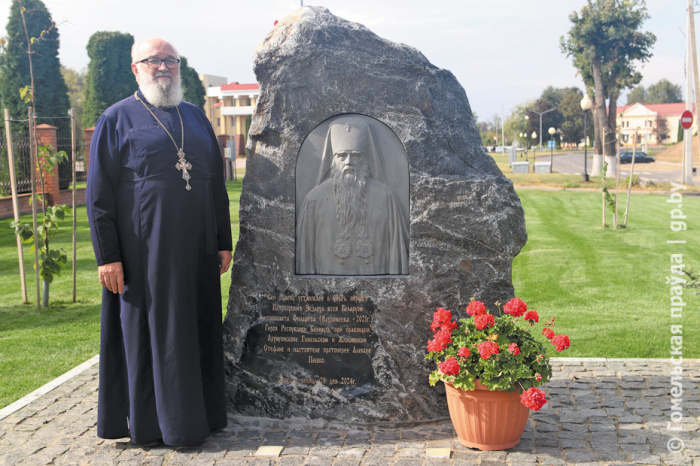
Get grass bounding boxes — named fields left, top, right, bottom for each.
left=512, top=190, right=699, bottom=358
left=0, top=170, right=698, bottom=409
left=0, top=180, right=242, bottom=409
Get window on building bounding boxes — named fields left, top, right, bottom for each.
left=217, top=118, right=221, bottom=127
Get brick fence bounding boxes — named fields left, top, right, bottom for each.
left=0, top=126, right=93, bottom=220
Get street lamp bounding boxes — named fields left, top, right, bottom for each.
left=528, top=108, right=554, bottom=151
left=580, top=94, right=592, bottom=182
left=548, top=127, right=556, bottom=173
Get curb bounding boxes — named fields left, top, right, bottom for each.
left=0, top=354, right=100, bottom=421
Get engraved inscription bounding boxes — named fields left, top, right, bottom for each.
left=248, top=293, right=377, bottom=387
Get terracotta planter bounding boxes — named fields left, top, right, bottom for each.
left=444, top=380, right=530, bottom=450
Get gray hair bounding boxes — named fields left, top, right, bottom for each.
left=131, top=38, right=179, bottom=64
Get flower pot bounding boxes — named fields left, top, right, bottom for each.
left=444, top=380, right=530, bottom=451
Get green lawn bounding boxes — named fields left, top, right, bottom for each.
left=512, top=190, right=699, bottom=358
left=0, top=180, right=242, bottom=409
left=0, top=179, right=697, bottom=409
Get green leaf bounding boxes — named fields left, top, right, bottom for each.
left=428, top=371, right=442, bottom=387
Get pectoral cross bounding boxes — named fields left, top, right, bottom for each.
left=175, top=150, right=192, bottom=191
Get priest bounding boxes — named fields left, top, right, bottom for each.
left=86, top=37, right=232, bottom=447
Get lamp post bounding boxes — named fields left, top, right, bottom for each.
left=548, top=127, right=556, bottom=173
left=580, top=94, right=592, bottom=182
left=528, top=108, right=554, bottom=151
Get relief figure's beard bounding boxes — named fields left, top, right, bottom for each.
left=331, top=164, right=368, bottom=234
left=139, top=71, right=183, bottom=108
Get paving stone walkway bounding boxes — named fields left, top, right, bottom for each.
left=0, top=358, right=698, bottom=465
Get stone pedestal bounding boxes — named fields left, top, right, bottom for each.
left=534, top=162, right=551, bottom=174
left=223, top=6, right=527, bottom=423
left=512, top=162, right=529, bottom=174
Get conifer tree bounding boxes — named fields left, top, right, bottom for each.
left=180, top=56, right=205, bottom=110
left=0, top=0, right=70, bottom=132
left=83, top=31, right=136, bottom=128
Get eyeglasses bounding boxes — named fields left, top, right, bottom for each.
left=137, top=58, right=180, bottom=69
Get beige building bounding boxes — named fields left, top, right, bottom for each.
left=618, top=102, right=697, bottom=147
left=200, top=75, right=260, bottom=157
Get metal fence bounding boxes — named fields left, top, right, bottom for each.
left=56, top=131, right=89, bottom=189
left=0, top=131, right=32, bottom=196
left=0, top=130, right=88, bottom=197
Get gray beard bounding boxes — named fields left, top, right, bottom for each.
left=140, top=72, right=183, bottom=108
left=331, top=166, right=368, bottom=234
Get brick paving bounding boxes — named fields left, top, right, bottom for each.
left=0, top=358, right=698, bottom=465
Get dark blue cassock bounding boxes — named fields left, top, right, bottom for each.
left=86, top=90, right=232, bottom=446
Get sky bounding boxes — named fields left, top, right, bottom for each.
left=0, top=0, right=695, bottom=122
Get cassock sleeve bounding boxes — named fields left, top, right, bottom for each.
left=86, top=113, right=123, bottom=266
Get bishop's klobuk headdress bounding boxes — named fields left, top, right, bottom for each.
left=315, top=116, right=386, bottom=186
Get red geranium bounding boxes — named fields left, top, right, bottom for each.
left=523, top=310, right=539, bottom=323
left=426, top=328, right=453, bottom=353
left=438, top=357, right=460, bottom=375
left=466, top=300, right=487, bottom=316
left=474, top=313, right=495, bottom=330
left=426, top=296, right=570, bottom=407
left=431, top=308, right=458, bottom=333
left=477, top=341, right=499, bottom=360
left=503, top=297, right=527, bottom=317
left=520, top=387, right=547, bottom=410
left=552, top=334, right=571, bottom=352
left=457, top=347, right=471, bottom=358
left=508, top=343, right=520, bottom=355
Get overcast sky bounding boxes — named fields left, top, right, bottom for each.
left=0, top=0, right=694, bottom=121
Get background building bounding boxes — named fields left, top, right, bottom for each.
left=618, top=102, right=697, bottom=147
left=200, top=75, right=259, bottom=158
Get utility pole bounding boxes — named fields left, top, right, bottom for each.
left=528, top=108, right=554, bottom=152
left=686, top=0, right=698, bottom=185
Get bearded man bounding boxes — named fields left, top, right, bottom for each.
left=296, top=116, right=409, bottom=275
left=86, top=38, right=232, bottom=447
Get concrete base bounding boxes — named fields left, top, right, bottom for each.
left=591, top=153, right=602, bottom=177
left=512, top=162, right=529, bottom=174
left=605, top=155, right=618, bottom=178
left=534, top=162, right=551, bottom=174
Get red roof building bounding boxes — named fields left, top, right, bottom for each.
left=617, top=102, right=696, bottom=146
left=200, top=75, right=260, bottom=157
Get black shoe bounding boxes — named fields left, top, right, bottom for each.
left=131, top=439, right=163, bottom=448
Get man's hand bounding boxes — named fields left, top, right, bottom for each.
left=218, top=250, right=232, bottom=275
left=98, top=262, right=124, bottom=294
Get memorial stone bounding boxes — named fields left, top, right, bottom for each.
left=223, top=6, right=527, bottom=423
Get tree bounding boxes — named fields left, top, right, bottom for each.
left=646, top=78, right=682, bottom=104
left=3, top=0, right=71, bottom=307
left=626, top=85, right=647, bottom=105
left=558, top=88, right=588, bottom=146
left=504, top=102, right=532, bottom=147
left=561, top=0, right=656, bottom=173
left=653, top=115, right=670, bottom=144
left=83, top=31, right=136, bottom=128
left=626, top=79, right=682, bottom=105
left=61, top=66, right=85, bottom=135
left=180, top=56, right=205, bottom=110
left=0, top=0, right=70, bottom=132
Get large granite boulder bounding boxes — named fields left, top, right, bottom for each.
left=223, top=6, right=527, bottom=422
